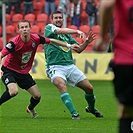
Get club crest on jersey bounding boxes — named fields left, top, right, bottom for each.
left=32, top=42, right=36, bottom=48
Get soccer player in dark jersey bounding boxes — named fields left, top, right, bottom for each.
left=44, top=10, right=103, bottom=120
left=94, top=0, right=133, bottom=132
left=0, top=19, right=79, bottom=118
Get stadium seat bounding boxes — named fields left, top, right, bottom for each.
left=0, top=37, right=3, bottom=51
left=6, top=14, right=12, bottom=25
left=8, top=37, right=15, bottom=42
left=24, top=14, right=36, bottom=25
left=36, top=13, right=48, bottom=28
left=80, top=10, right=88, bottom=25
left=31, top=25, right=40, bottom=34
left=67, top=25, right=78, bottom=30
left=67, top=25, right=78, bottom=38
left=91, top=25, right=101, bottom=34
left=55, top=0, right=60, bottom=8
left=33, top=2, right=44, bottom=17
left=40, top=26, right=45, bottom=35
left=82, top=1, right=87, bottom=10
left=75, top=37, right=83, bottom=44
left=79, top=25, right=90, bottom=36
left=12, top=14, right=23, bottom=28
left=6, top=25, right=15, bottom=41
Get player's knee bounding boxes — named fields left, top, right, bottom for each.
left=55, top=82, right=66, bottom=89
left=9, top=88, right=18, bottom=97
left=34, top=93, right=41, bottom=100
left=88, top=84, right=94, bottom=91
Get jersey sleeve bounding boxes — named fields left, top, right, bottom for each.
left=38, top=34, right=50, bottom=44
left=1, top=41, right=15, bottom=56
left=44, top=24, right=59, bottom=38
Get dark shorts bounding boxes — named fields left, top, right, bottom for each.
left=109, top=62, right=133, bottom=106
left=1, top=66, right=36, bottom=90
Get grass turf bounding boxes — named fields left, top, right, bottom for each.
left=0, top=80, right=118, bottom=133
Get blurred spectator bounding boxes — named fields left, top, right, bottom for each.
left=45, top=0, right=56, bottom=22
left=70, top=0, right=82, bottom=29
left=6, top=0, right=21, bottom=14
left=58, top=0, right=70, bottom=28
left=86, top=0, right=98, bottom=29
left=22, top=0, right=33, bottom=16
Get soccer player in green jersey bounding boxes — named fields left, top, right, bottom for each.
left=44, top=10, right=103, bottom=120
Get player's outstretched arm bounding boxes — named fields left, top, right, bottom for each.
left=56, top=28, right=86, bottom=41
left=74, top=31, right=96, bottom=53
left=49, top=38, right=79, bottom=49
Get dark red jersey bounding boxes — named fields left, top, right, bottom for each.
left=113, top=0, right=133, bottom=64
left=1, top=34, right=50, bottom=74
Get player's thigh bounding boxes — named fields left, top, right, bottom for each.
left=2, top=70, right=18, bottom=94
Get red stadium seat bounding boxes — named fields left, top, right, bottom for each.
left=12, top=14, right=23, bottom=28
left=75, top=37, right=83, bottom=44
left=80, top=10, right=88, bottom=25
left=6, top=25, right=15, bottom=41
left=40, top=26, right=45, bottom=35
left=6, top=14, right=12, bottom=25
left=33, top=2, right=44, bottom=17
left=91, top=25, right=101, bottom=34
left=24, top=14, right=36, bottom=25
left=79, top=25, right=90, bottom=36
left=31, top=25, right=40, bottom=34
left=67, top=25, right=78, bottom=38
left=36, top=13, right=48, bottom=28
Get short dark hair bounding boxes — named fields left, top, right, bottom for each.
left=51, top=10, right=63, bottom=20
left=17, top=19, right=31, bottom=29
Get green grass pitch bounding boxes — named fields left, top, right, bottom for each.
left=0, top=80, right=118, bottom=133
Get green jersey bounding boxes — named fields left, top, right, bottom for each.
left=44, top=24, right=78, bottom=66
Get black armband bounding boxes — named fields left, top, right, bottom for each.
left=5, top=41, right=15, bottom=52
left=38, top=34, right=45, bottom=44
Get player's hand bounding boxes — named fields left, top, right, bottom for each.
left=86, top=31, right=96, bottom=44
left=70, top=44, right=80, bottom=51
left=77, top=30, right=86, bottom=41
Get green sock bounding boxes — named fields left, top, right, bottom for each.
left=85, top=93, right=96, bottom=112
left=61, top=92, right=77, bottom=115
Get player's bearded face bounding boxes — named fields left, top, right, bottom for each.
left=52, top=14, right=63, bottom=28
